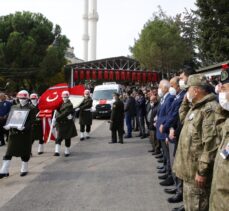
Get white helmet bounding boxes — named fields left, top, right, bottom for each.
left=62, top=91, right=70, bottom=98
left=30, top=93, right=38, bottom=99
left=17, top=90, right=29, bottom=99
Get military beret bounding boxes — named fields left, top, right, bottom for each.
left=220, top=63, right=229, bottom=84
left=187, top=73, right=208, bottom=87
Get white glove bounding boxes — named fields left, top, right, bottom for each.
left=17, top=126, right=25, bottom=131
left=75, top=108, right=80, bottom=112
left=3, top=125, right=10, bottom=130
left=67, top=114, right=73, bottom=120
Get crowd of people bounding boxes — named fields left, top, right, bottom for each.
left=0, top=64, right=228, bottom=211
left=109, top=65, right=227, bottom=211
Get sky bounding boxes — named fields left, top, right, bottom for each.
left=0, top=0, right=196, bottom=60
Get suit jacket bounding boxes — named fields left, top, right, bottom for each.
left=156, top=93, right=175, bottom=140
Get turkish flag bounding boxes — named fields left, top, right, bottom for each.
left=74, top=70, right=79, bottom=80
left=92, top=70, right=97, bottom=80
left=109, top=70, right=114, bottom=80
left=86, top=70, right=90, bottom=80
left=80, top=70, right=84, bottom=80
left=42, top=116, right=57, bottom=142
left=115, top=71, right=120, bottom=80
left=98, top=69, right=103, bottom=80
left=104, top=70, right=109, bottom=80
left=121, top=71, right=126, bottom=80
left=38, top=83, right=68, bottom=111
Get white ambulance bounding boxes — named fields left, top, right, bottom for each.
left=92, top=82, right=123, bottom=118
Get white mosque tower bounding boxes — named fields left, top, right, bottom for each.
left=82, top=0, right=99, bottom=61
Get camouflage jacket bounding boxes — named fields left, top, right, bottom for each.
left=209, top=116, right=229, bottom=211
left=173, top=93, right=226, bottom=182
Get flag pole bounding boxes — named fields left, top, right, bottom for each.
left=47, top=110, right=57, bottom=143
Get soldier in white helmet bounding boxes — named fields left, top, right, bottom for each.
left=30, top=93, right=45, bottom=155
left=54, top=91, right=77, bottom=156
left=0, top=90, right=36, bottom=178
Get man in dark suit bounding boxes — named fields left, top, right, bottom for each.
left=124, top=90, right=136, bottom=138
left=156, top=79, right=175, bottom=186
left=109, top=92, right=124, bottom=144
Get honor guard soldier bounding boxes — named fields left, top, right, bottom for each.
left=209, top=64, right=229, bottom=211
left=0, top=90, right=36, bottom=178
left=173, top=74, right=226, bottom=211
left=109, top=92, right=124, bottom=144
left=54, top=91, right=77, bottom=157
left=30, top=93, right=45, bottom=154
left=78, top=89, right=93, bottom=141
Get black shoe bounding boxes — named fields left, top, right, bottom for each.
left=136, top=134, right=142, bottom=137
left=80, top=138, right=84, bottom=141
left=172, top=204, right=185, bottom=211
left=155, top=154, right=163, bottom=159
left=65, top=154, right=70, bottom=157
left=141, top=135, right=147, bottom=139
left=54, top=153, right=60, bottom=156
left=164, top=188, right=177, bottom=194
left=157, top=165, right=164, bottom=170
left=152, top=151, right=160, bottom=155
left=124, top=135, right=132, bottom=138
left=148, top=149, right=155, bottom=153
left=86, top=136, right=90, bottom=139
left=157, top=158, right=164, bottom=163
left=109, top=141, right=117, bottom=144
left=158, top=174, right=168, bottom=180
left=158, top=169, right=166, bottom=174
left=167, top=193, right=183, bottom=203
left=159, top=176, right=174, bottom=186
left=38, top=152, right=43, bottom=155
left=118, top=141, right=124, bottom=144
left=20, top=172, right=28, bottom=177
left=0, top=173, right=9, bottom=179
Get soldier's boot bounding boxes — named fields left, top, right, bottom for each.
left=54, top=144, right=61, bottom=156
left=85, top=132, right=90, bottom=139
left=80, top=132, right=85, bottom=141
left=0, top=160, right=10, bottom=179
left=38, top=144, right=44, bottom=155
left=64, top=147, right=70, bottom=157
left=20, top=162, right=28, bottom=177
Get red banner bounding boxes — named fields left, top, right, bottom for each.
left=132, top=72, right=136, bottom=81
left=137, top=72, right=141, bottom=81
left=104, top=70, right=109, bottom=80
left=92, top=70, right=97, bottom=80
left=147, top=72, right=152, bottom=82
left=115, top=71, right=120, bottom=80
left=86, top=70, right=90, bottom=80
left=80, top=70, right=84, bottom=80
left=121, top=71, right=126, bottom=80
left=98, top=69, right=103, bottom=80
left=142, top=72, right=146, bottom=82
left=74, top=70, right=78, bottom=81
left=126, top=71, right=130, bottom=80
left=109, top=70, right=114, bottom=80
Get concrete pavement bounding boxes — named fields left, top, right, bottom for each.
left=0, top=119, right=181, bottom=211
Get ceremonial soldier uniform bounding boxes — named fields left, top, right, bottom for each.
left=173, top=74, right=226, bottom=211
left=78, top=90, right=93, bottom=141
left=209, top=65, right=229, bottom=211
left=109, top=93, right=124, bottom=144
left=30, top=93, right=44, bottom=154
left=0, top=90, right=36, bottom=178
left=54, top=91, right=77, bottom=157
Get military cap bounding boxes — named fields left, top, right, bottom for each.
left=187, top=73, right=208, bottom=87
left=220, top=63, right=229, bottom=84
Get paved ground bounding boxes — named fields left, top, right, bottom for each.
left=0, top=119, right=181, bottom=211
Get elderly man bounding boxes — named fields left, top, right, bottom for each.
left=209, top=65, right=229, bottom=211
left=173, top=74, right=225, bottom=211
left=156, top=79, right=175, bottom=186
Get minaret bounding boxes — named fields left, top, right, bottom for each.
left=82, top=0, right=89, bottom=61
left=88, top=0, right=99, bottom=61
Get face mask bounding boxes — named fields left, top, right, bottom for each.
left=19, top=99, right=28, bottom=106
left=186, top=92, right=193, bottom=103
left=158, top=88, right=164, bottom=98
left=62, top=97, right=68, bottom=103
left=150, top=102, right=154, bottom=106
left=215, top=85, right=220, bottom=94
left=169, top=87, right=176, bottom=96
left=84, top=95, right=89, bottom=98
left=179, top=80, right=187, bottom=90
left=31, top=99, right=37, bottom=106
left=219, top=92, right=229, bottom=111
left=113, top=97, right=116, bottom=101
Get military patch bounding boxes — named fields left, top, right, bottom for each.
left=188, top=113, right=194, bottom=120
left=221, top=71, right=228, bottom=82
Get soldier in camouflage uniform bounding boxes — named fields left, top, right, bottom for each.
left=209, top=65, right=229, bottom=211
left=173, top=74, right=226, bottom=211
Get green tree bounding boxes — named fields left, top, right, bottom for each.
left=130, top=8, right=192, bottom=77
left=0, top=11, right=69, bottom=92
left=195, top=0, right=229, bottom=65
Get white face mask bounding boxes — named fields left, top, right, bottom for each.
left=169, top=87, right=177, bottom=96
left=219, top=92, right=229, bottom=111
left=150, top=102, right=154, bottom=106
left=62, top=97, right=68, bottom=103
left=186, top=92, right=193, bottom=103
left=19, top=99, right=28, bottom=106
left=158, top=88, right=164, bottom=98
left=31, top=99, right=37, bottom=106
left=84, top=95, right=89, bottom=98
left=113, top=97, right=116, bottom=101
left=179, top=80, right=187, bottom=90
